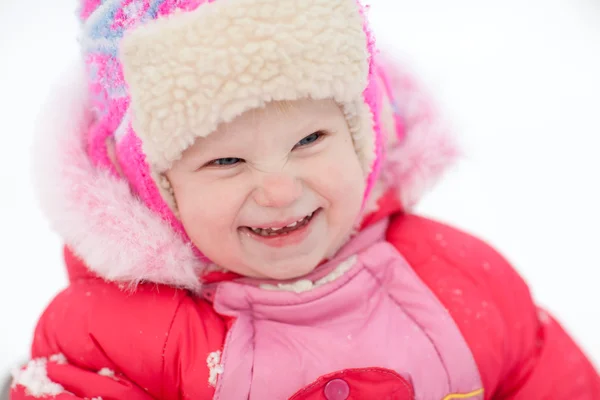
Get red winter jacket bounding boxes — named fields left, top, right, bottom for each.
left=9, top=213, right=600, bottom=399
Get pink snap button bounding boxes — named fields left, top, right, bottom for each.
left=324, top=378, right=350, bottom=400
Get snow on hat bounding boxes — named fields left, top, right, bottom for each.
left=80, top=0, right=382, bottom=236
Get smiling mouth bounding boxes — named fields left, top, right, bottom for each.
left=242, top=209, right=320, bottom=238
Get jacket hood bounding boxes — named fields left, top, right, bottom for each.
left=33, top=58, right=457, bottom=292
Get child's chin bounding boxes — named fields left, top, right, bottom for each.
left=257, top=260, right=318, bottom=281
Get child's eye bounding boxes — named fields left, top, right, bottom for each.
left=207, top=157, right=243, bottom=167
left=294, top=131, right=325, bottom=149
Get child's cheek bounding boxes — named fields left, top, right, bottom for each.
left=178, top=179, right=230, bottom=227
left=308, top=148, right=364, bottom=205
left=195, top=181, right=240, bottom=222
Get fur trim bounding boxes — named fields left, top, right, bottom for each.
left=33, top=64, right=206, bottom=291
left=120, top=0, right=373, bottom=174
left=365, top=54, right=459, bottom=213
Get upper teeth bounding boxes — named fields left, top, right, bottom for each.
left=250, top=212, right=313, bottom=233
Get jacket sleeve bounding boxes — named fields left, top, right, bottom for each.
left=495, top=309, right=600, bottom=399
left=10, top=279, right=226, bottom=400
left=387, top=214, right=600, bottom=400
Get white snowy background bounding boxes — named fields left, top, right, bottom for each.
left=0, top=0, right=598, bottom=375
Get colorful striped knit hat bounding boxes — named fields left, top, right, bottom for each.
left=80, top=0, right=382, bottom=237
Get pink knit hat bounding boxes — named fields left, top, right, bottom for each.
left=80, top=0, right=383, bottom=240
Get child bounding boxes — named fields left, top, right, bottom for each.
left=10, top=0, right=600, bottom=399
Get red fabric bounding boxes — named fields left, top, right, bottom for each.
left=11, top=360, right=151, bottom=400
left=387, top=214, right=600, bottom=399
left=288, top=368, right=413, bottom=400
left=11, top=215, right=600, bottom=400
left=12, top=250, right=227, bottom=400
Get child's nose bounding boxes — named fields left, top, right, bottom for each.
left=253, top=174, right=303, bottom=208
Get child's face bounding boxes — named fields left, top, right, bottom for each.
left=166, top=99, right=365, bottom=280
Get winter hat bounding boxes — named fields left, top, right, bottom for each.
left=81, top=0, right=383, bottom=235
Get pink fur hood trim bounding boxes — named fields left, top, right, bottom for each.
left=33, top=65, right=206, bottom=292
left=32, top=61, right=457, bottom=292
